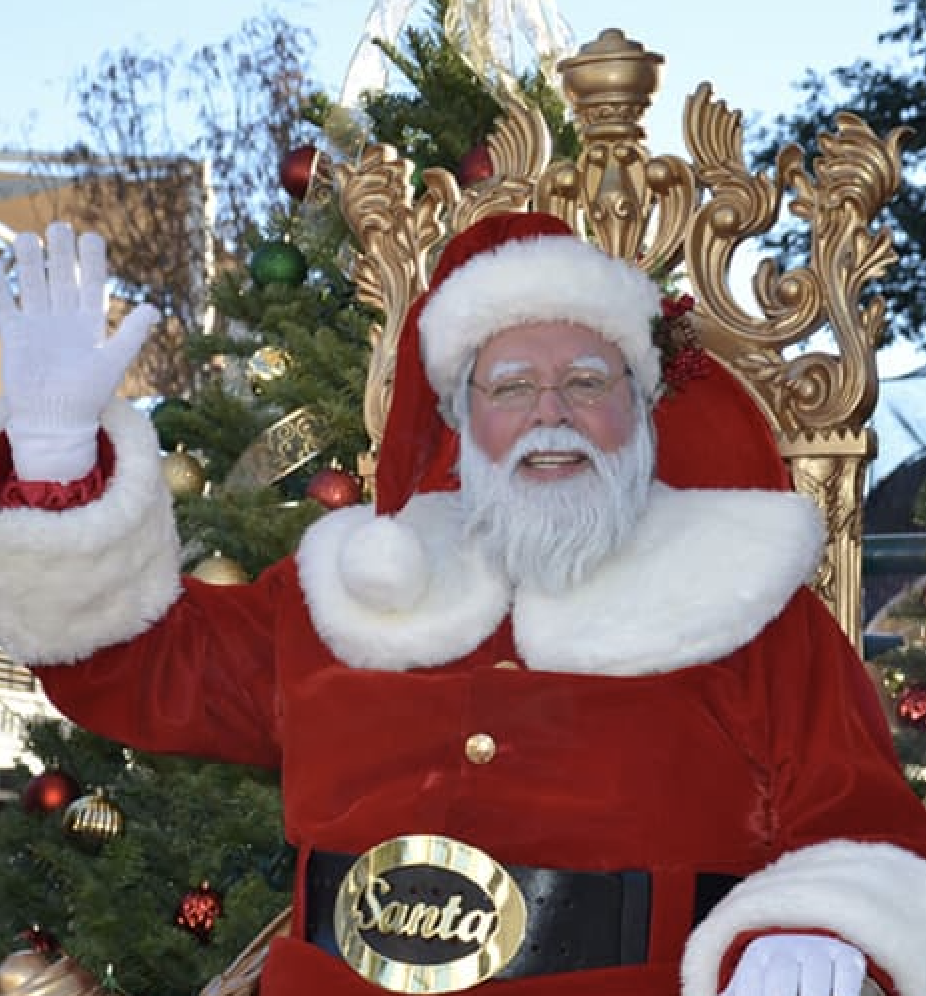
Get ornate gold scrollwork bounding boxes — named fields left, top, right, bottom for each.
left=337, top=27, right=908, bottom=652
left=680, top=98, right=907, bottom=645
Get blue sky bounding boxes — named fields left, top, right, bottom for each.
left=2, top=0, right=915, bottom=374
left=0, top=0, right=898, bottom=156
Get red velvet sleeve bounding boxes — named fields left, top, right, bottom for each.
left=34, top=561, right=291, bottom=770
left=713, top=587, right=924, bottom=996
left=767, top=587, right=925, bottom=855
left=0, top=430, right=285, bottom=770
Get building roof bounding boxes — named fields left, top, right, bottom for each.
left=869, top=364, right=926, bottom=492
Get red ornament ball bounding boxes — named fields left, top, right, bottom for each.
left=306, top=466, right=362, bottom=509
left=20, top=925, right=59, bottom=955
left=175, top=882, right=223, bottom=943
left=22, top=770, right=81, bottom=815
left=897, top=683, right=926, bottom=730
left=280, top=144, right=319, bottom=200
left=456, top=143, right=493, bottom=187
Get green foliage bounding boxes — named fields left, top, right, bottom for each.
left=873, top=641, right=926, bottom=799
left=159, top=200, right=372, bottom=577
left=749, top=0, right=926, bottom=344
left=164, top=0, right=576, bottom=579
left=175, top=486, right=323, bottom=577
left=360, top=0, right=578, bottom=174
left=0, top=720, right=291, bottom=996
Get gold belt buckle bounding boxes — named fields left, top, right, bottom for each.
left=333, top=835, right=528, bottom=993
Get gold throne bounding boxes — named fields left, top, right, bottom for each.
left=202, top=26, right=904, bottom=996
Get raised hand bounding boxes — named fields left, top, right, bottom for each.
left=0, top=222, right=159, bottom=482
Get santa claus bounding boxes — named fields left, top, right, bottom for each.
left=0, top=213, right=922, bottom=996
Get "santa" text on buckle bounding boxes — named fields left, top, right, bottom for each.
left=333, top=835, right=527, bottom=993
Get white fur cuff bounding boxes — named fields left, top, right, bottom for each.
left=0, top=399, right=182, bottom=664
left=681, top=840, right=926, bottom=996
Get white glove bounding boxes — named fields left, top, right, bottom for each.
left=721, top=934, right=867, bottom=996
left=0, top=222, right=159, bottom=482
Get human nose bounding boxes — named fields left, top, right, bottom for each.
left=532, top=383, right=572, bottom=424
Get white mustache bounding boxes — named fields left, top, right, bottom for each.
left=504, top=427, right=601, bottom=474
left=459, top=412, right=656, bottom=593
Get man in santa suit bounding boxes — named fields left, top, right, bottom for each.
left=0, top=213, right=924, bottom=996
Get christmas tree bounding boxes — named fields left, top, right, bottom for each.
left=0, top=3, right=577, bottom=994
left=153, top=0, right=578, bottom=582
left=0, top=720, right=291, bottom=996
left=867, top=587, right=926, bottom=801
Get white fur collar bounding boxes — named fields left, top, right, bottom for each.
left=296, top=483, right=825, bottom=676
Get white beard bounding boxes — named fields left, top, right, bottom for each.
left=458, top=414, right=656, bottom=594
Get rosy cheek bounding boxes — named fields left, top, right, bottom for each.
left=587, top=408, right=635, bottom=453
left=469, top=408, right=509, bottom=463
left=485, top=427, right=517, bottom=464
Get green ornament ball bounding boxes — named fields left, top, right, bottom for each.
left=249, top=241, right=308, bottom=288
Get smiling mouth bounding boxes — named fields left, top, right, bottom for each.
left=521, top=450, right=590, bottom=469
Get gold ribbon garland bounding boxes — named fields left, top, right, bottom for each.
left=223, top=408, right=317, bottom=492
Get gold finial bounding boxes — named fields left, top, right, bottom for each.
left=557, top=30, right=664, bottom=141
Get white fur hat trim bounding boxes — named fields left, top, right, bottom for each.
left=418, top=235, right=662, bottom=401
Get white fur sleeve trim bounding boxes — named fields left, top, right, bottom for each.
left=681, top=840, right=926, bottom=996
left=0, top=399, right=182, bottom=664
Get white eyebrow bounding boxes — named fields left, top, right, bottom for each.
left=487, top=358, right=533, bottom=381
left=571, top=355, right=611, bottom=374
left=487, top=354, right=613, bottom=381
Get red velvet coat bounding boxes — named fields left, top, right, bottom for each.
left=35, top=567, right=926, bottom=996
left=2, top=404, right=925, bottom=996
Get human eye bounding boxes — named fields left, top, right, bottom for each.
left=562, top=369, right=609, bottom=402
left=488, top=377, right=536, bottom=406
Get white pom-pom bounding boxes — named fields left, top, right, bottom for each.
left=338, top=515, right=429, bottom=612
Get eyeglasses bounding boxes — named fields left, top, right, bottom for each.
left=469, top=367, right=632, bottom=412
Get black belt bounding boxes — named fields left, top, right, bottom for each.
left=306, top=849, right=652, bottom=978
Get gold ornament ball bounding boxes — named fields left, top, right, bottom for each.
left=247, top=346, right=292, bottom=393
left=0, top=951, right=105, bottom=996
left=162, top=447, right=207, bottom=498
left=190, top=551, right=249, bottom=585
left=0, top=951, right=50, bottom=994
left=63, top=788, right=125, bottom=842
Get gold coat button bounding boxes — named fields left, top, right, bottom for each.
left=493, top=659, right=520, bottom=670
left=465, top=733, right=497, bottom=764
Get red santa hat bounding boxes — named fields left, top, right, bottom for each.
left=418, top=213, right=663, bottom=406
left=375, top=211, right=790, bottom=515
